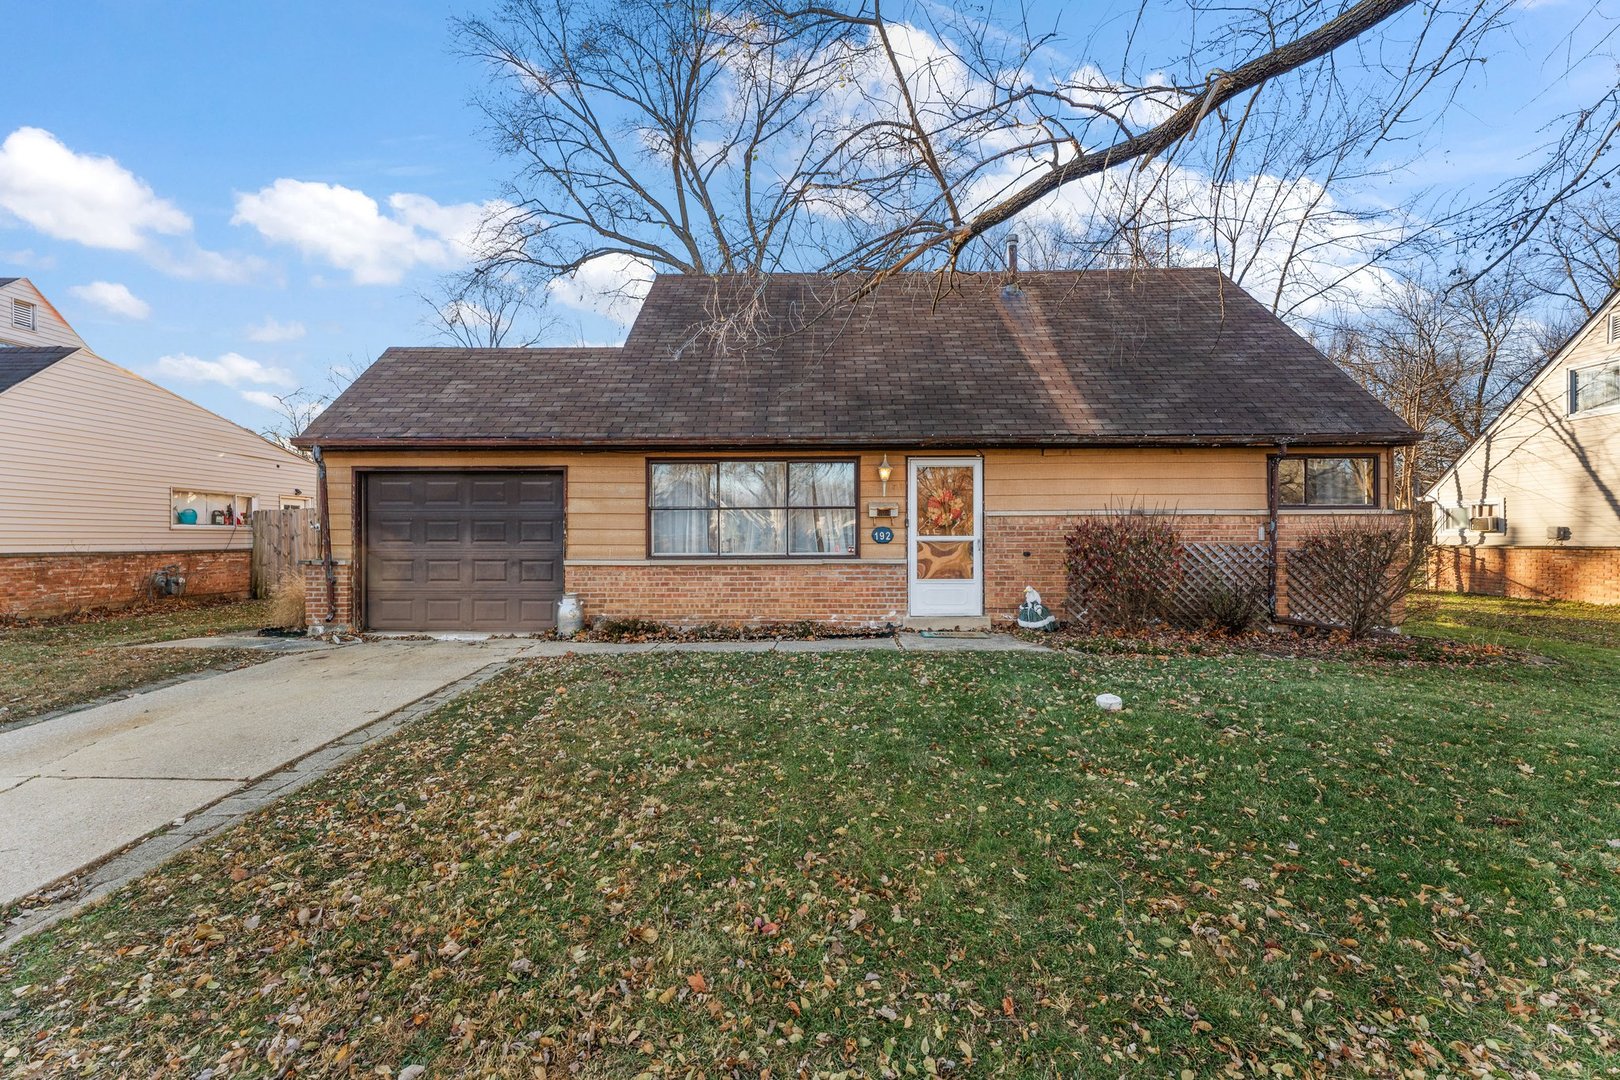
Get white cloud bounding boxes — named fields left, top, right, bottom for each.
left=0, top=127, right=190, bottom=250
left=67, top=281, right=150, bottom=320
left=150, top=351, right=295, bottom=389
left=246, top=316, right=307, bottom=342
left=232, top=179, right=500, bottom=285
left=0, top=127, right=255, bottom=282
left=239, top=389, right=286, bottom=410
left=547, top=253, right=655, bottom=326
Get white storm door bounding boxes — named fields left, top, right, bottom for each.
left=907, top=457, right=984, bottom=617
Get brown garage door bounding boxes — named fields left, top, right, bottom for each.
left=363, top=471, right=564, bottom=631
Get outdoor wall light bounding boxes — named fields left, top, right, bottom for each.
left=877, top=454, right=893, bottom=495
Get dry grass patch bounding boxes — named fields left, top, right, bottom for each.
left=0, top=599, right=273, bottom=727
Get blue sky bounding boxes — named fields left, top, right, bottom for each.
left=2, top=0, right=1614, bottom=433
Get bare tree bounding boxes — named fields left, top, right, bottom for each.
left=459, top=0, right=1525, bottom=283
left=259, top=359, right=372, bottom=453
left=1525, top=192, right=1620, bottom=318
left=1323, top=265, right=1545, bottom=504
left=423, top=266, right=554, bottom=348
left=259, top=389, right=331, bottom=454
left=777, top=0, right=1517, bottom=290
left=454, top=0, right=869, bottom=282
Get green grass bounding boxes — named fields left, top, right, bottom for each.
left=0, top=599, right=273, bottom=727
left=2, top=597, right=1617, bottom=1076
left=1409, top=590, right=1620, bottom=651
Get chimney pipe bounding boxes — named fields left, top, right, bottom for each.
left=1006, top=233, right=1019, bottom=276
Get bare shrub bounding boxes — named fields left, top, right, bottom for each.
left=1288, top=519, right=1416, bottom=638
left=1177, top=580, right=1270, bottom=635
left=1063, top=510, right=1183, bottom=631
left=267, top=576, right=306, bottom=631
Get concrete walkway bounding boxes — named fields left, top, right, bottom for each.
left=0, top=640, right=525, bottom=908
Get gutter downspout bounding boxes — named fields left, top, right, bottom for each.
left=1266, top=441, right=1287, bottom=620
left=313, top=445, right=337, bottom=627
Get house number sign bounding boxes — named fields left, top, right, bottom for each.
left=871, top=526, right=894, bottom=544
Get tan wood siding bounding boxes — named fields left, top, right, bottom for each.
left=984, top=446, right=1391, bottom=513
left=324, top=449, right=903, bottom=560
left=1432, top=309, right=1620, bottom=548
left=323, top=445, right=1395, bottom=565
left=0, top=351, right=316, bottom=553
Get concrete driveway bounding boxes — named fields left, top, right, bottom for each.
left=0, top=640, right=524, bottom=907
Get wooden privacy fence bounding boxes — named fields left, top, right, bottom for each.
left=250, top=507, right=315, bottom=598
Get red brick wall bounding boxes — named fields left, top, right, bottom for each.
left=0, top=550, right=250, bottom=618
left=301, top=559, right=906, bottom=631
left=301, top=559, right=355, bottom=630
left=312, top=512, right=1423, bottom=631
left=1428, top=546, right=1620, bottom=605
left=985, top=513, right=1273, bottom=618
left=568, top=562, right=907, bottom=626
left=984, top=511, right=1412, bottom=622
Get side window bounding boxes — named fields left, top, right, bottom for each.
left=1275, top=456, right=1377, bottom=508
left=172, top=490, right=252, bottom=526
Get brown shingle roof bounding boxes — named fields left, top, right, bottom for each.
left=297, top=269, right=1416, bottom=448
left=0, top=346, right=76, bottom=395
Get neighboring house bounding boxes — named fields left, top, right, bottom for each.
left=294, top=269, right=1415, bottom=633
left=1425, top=288, right=1620, bottom=605
left=0, top=277, right=316, bottom=617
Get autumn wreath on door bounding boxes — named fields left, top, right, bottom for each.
left=915, top=466, right=976, bottom=580
left=918, top=467, right=973, bottom=535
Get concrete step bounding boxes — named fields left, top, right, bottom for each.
left=902, top=616, right=992, bottom=632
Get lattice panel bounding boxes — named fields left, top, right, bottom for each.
left=1163, top=543, right=1272, bottom=627
left=1285, top=545, right=1391, bottom=627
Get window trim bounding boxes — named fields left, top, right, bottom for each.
left=1269, top=453, right=1381, bottom=510
left=645, top=456, right=861, bottom=559
left=1568, top=356, right=1620, bottom=417
left=171, top=488, right=255, bottom=529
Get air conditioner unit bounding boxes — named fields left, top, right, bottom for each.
left=1470, top=516, right=1504, bottom=533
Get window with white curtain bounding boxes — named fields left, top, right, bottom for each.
left=650, top=459, right=858, bottom=557
left=1570, top=360, right=1620, bottom=415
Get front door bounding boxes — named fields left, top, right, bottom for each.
left=907, top=457, right=983, bottom=617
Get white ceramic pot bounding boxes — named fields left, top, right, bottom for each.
left=556, top=593, right=584, bottom=637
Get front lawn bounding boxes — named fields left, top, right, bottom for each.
left=2, top=600, right=1617, bottom=1076
left=0, top=599, right=273, bottom=727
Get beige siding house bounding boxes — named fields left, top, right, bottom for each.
left=0, top=277, right=316, bottom=617
left=1426, top=290, right=1620, bottom=604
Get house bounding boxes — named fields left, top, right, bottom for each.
left=0, top=277, right=317, bottom=617
left=293, top=269, right=1415, bottom=632
left=1425, top=289, right=1620, bottom=605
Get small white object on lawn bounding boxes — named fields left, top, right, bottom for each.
left=398, top=1067, right=427, bottom=1080
left=1096, top=693, right=1123, bottom=712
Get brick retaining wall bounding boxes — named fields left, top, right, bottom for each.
left=0, top=550, right=250, bottom=618
left=1428, top=546, right=1619, bottom=605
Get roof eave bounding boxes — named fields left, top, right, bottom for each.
left=294, top=430, right=1420, bottom=451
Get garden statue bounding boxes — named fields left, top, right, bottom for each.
left=1016, top=586, right=1057, bottom=630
